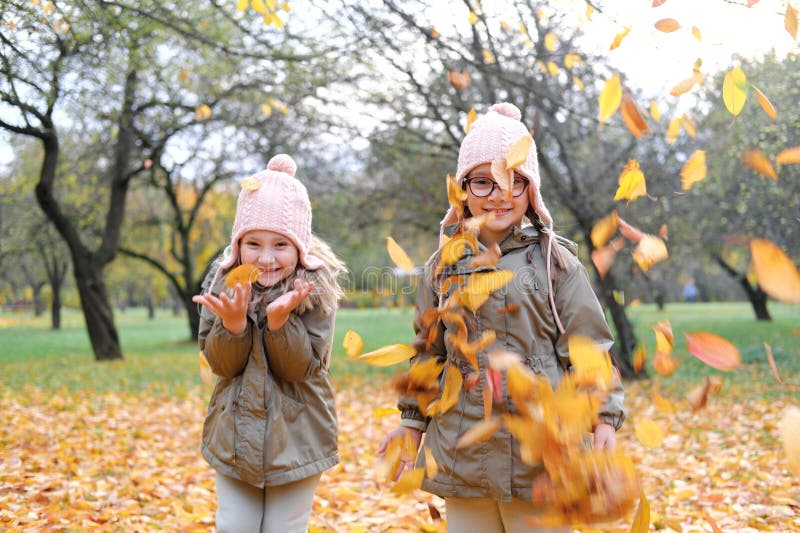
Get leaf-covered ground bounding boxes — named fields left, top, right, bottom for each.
left=1, top=378, right=798, bottom=532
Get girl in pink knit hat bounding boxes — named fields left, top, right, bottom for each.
left=192, top=154, right=344, bottom=533
left=379, top=103, right=626, bottom=532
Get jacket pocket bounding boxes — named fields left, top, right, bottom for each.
left=279, top=390, right=304, bottom=423
left=525, top=354, right=561, bottom=389
left=203, top=377, right=241, bottom=465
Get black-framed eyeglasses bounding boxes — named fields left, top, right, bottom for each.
left=464, top=176, right=530, bottom=198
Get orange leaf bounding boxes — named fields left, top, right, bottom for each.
left=740, top=148, right=778, bottom=180
left=471, top=242, right=501, bottom=268
left=684, top=331, right=741, bottom=371
left=776, top=146, right=800, bottom=165
left=780, top=406, right=800, bottom=478
left=618, top=217, right=645, bottom=242
left=764, top=342, right=784, bottom=385
left=386, top=237, right=415, bottom=274
left=598, top=73, right=622, bottom=123
left=568, top=335, right=613, bottom=389
left=634, top=417, right=664, bottom=448
left=631, top=492, right=651, bottom=533
left=786, top=3, right=798, bottom=41
left=633, top=342, right=646, bottom=374
left=750, top=238, right=800, bottom=304
left=423, top=447, right=439, bottom=480
left=446, top=174, right=467, bottom=218
left=466, top=107, right=477, bottom=134
left=358, top=344, right=416, bottom=367
left=654, top=18, right=681, bottom=32
left=390, top=468, right=424, bottom=495
left=506, top=134, right=533, bottom=169
left=432, top=364, right=462, bottom=416
left=680, top=150, right=707, bottom=190
left=620, top=92, right=650, bottom=139
left=590, top=210, right=619, bottom=248
left=632, top=234, right=668, bottom=271
left=686, top=378, right=711, bottom=412
left=448, top=69, right=471, bottom=90
left=591, top=237, right=623, bottom=279
left=456, top=417, right=501, bottom=449
left=198, top=351, right=214, bottom=386
left=609, top=27, right=631, bottom=50
left=669, top=71, right=703, bottom=96
left=680, top=114, right=696, bottom=138
left=652, top=0, right=667, bottom=6
left=652, top=320, right=674, bottom=354
left=225, top=264, right=260, bottom=288
left=751, top=85, right=777, bottom=122
left=614, top=160, right=647, bottom=202
left=658, top=223, right=668, bottom=240
left=343, top=330, right=364, bottom=358
left=491, top=159, right=514, bottom=197
left=653, top=351, right=679, bottom=377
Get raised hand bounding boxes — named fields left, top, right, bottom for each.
left=192, top=282, right=252, bottom=335
left=266, top=278, right=314, bottom=331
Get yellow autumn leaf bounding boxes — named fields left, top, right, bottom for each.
left=691, top=25, right=702, bottom=41
left=546, top=61, right=560, bottom=77
left=598, top=73, right=622, bottom=123
left=466, top=107, right=477, bottom=134
left=653, top=386, right=676, bottom=414
left=240, top=175, right=261, bottom=191
left=684, top=331, right=742, bottom=371
left=266, top=0, right=276, bottom=10
left=544, top=32, right=557, bottom=51
left=681, top=114, right=696, bottom=138
left=609, top=27, right=631, bottom=50
left=423, top=447, right=439, bottom=480
left=680, top=150, right=707, bottom=191
left=631, top=492, right=651, bottom=533
left=568, top=335, right=613, bottom=389
left=780, top=406, right=800, bottom=478
left=564, top=53, right=582, bottom=69
left=670, top=71, right=703, bottom=97
left=650, top=101, right=660, bottom=121
left=585, top=3, right=594, bottom=21
left=786, top=3, right=799, bottom=41
left=740, top=148, right=778, bottom=181
left=358, top=344, right=416, bottom=367
left=343, top=329, right=364, bottom=358
left=280, top=2, right=290, bottom=12
left=751, top=85, right=777, bottom=122
left=390, top=468, right=424, bottom=495
left=665, top=117, right=681, bottom=144
left=776, top=146, right=800, bottom=165
left=198, top=351, right=214, bottom=386
left=194, top=104, right=212, bottom=121
left=455, top=417, right=501, bottom=449
left=655, top=18, right=681, bottom=32
left=432, top=364, right=462, bottom=416
left=252, top=0, right=267, bottom=14
left=652, top=320, right=674, bottom=354
left=225, top=264, right=260, bottom=288
left=590, top=210, right=619, bottom=248
left=468, top=10, right=477, bottom=25
left=620, top=92, right=650, bottom=139
left=465, top=270, right=514, bottom=296
left=505, top=134, right=533, bottom=169
left=374, top=406, right=400, bottom=418
left=614, top=160, right=647, bottom=202
left=446, top=174, right=467, bottom=218
left=482, top=49, right=495, bottom=64
left=236, top=0, right=249, bottom=10
left=750, top=238, right=800, bottom=304
left=722, top=66, right=748, bottom=117
left=635, top=417, right=664, bottom=448
left=573, top=75, right=584, bottom=91
left=386, top=237, right=415, bottom=274
left=261, top=103, right=273, bottom=117
left=632, top=235, right=668, bottom=271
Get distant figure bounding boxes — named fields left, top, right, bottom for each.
left=683, top=282, right=699, bottom=303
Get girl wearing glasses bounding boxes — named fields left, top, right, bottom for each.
left=379, top=103, right=625, bottom=532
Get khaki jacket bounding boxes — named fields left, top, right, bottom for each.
left=199, top=281, right=339, bottom=488
left=400, top=225, right=625, bottom=502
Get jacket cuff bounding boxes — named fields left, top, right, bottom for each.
left=401, top=409, right=429, bottom=432
left=598, top=412, right=625, bottom=431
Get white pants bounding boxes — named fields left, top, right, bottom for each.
left=215, top=472, right=321, bottom=533
left=445, top=497, right=571, bottom=533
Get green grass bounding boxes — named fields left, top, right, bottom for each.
left=1, top=302, right=798, bottom=395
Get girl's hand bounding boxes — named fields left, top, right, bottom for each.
left=593, top=422, right=617, bottom=451
left=266, top=279, right=314, bottom=331
left=192, top=282, right=251, bottom=335
left=378, top=426, right=423, bottom=482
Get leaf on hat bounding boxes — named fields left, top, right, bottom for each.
left=241, top=176, right=261, bottom=191
left=740, top=148, right=778, bottom=180
left=590, top=210, right=619, bottom=248
left=358, top=343, right=416, bottom=367
left=620, top=92, right=650, bottom=139
left=614, top=160, right=647, bottom=202
left=466, top=107, right=477, bottom=134
left=722, top=66, right=748, bottom=117
left=342, top=329, right=364, bottom=358
left=751, top=85, right=777, bottom=122
left=654, top=18, right=681, bottom=32
left=225, top=264, right=261, bottom=288
left=776, top=146, right=800, bottom=165
left=386, top=236, right=415, bottom=274
left=598, top=73, right=622, bottom=123
left=680, top=150, right=707, bottom=190
left=609, top=27, right=631, bottom=50
left=198, top=351, right=214, bottom=386
left=750, top=238, right=800, bottom=303
left=505, top=134, right=533, bottom=169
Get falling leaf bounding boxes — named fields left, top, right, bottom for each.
left=632, top=235, right=668, bottom=271
left=670, top=71, right=704, bottom=96
left=252, top=0, right=267, bottom=14
left=665, top=117, right=682, bottom=144
left=546, top=61, right=560, bottom=77
left=455, top=417, right=501, bottom=448
left=591, top=237, right=625, bottom=279
left=598, top=73, right=622, bottom=123
left=471, top=242, right=501, bottom=268
left=490, top=159, right=513, bottom=197
left=590, top=210, right=619, bottom=248
left=633, top=343, right=646, bottom=374
left=680, top=150, right=707, bottom=190
left=620, top=92, right=650, bottom=139
left=652, top=384, right=676, bottom=414
left=680, top=114, right=696, bottom=138
left=786, top=3, right=798, bottom=41
left=260, top=103, right=273, bottom=117
left=776, top=146, right=800, bottom=165
left=740, top=148, right=778, bottom=181
left=564, top=53, right=582, bottom=69
left=358, top=344, right=416, bottom=367
left=779, top=406, right=800, bottom=477
left=618, top=217, right=644, bottom=242
left=446, top=174, right=468, bottom=218
left=691, top=25, right=702, bottom=41
left=751, top=85, right=777, bottom=122
left=423, top=447, right=439, bottom=480
left=652, top=0, right=667, bottom=6
left=573, top=75, right=585, bottom=91
left=763, top=342, right=784, bottom=385
left=654, top=18, right=681, bottom=32
left=750, top=238, right=800, bottom=303
left=198, top=351, right=214, bottom=386
left=722, top=66, right=748, bottom=117
left=614, top=160, right=647, bottom=202
left=634, top=418, right=664, bottom=448
left=658, top=224, right=668, bottom=240
left=652, top=321, right=674, bottom=353
left=544, top=32, right=557, bottom=51
left=194, top=104, right=212, bottom=121
left=390, top=467, right=424, bottom=495
left=236, top=0, right=250, bottom=11
left=179, top=69, right=190, bottom=82
left=568, top=335, right=613, bottom=389
left=748, top=0, right=760, bottom=5
left=504, top=135, right=533, bottom=170
left=630, top=492, right=651, bottom=533
left=432, top=364, right=462, bottom=415
left=374, top=406, right=400, bottom=418
left=650, top=101, right=660, bottom=121
left=653, top=351, right=679, bottom=377
left=448, top=69, right=471, bottom=90
left=386, top=237, right=415, bottom=274
left=684, top=331, right=741, bottom=371
left=466, top=108, right=477, bottom=134
left=225, top=264, right=261, bottom=288
left=609, top=27, right=631, bottom=50
left=482, top=49, right=496, bottom=64
left=343, top=330, right=364, bottom=358
left=686, top=378, right=712, bottom=412
left=468, top=10, right=478, bottom=25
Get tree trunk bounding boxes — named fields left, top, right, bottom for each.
left=596, top=271, right=639, bottom=379
left=32, top=282, right=45, bottom=316
left=51, top=280, right=62, bottom=330
left=185, top=292, right=200, bottom=342
left=72, top=254, right=121, bottom=360
left=712, top=253, right=772, bottom=321
left=146, top=282, right=155, bottom=320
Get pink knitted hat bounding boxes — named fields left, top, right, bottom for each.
left=217, top=154, right=324, bottom=277
left=441, top=102, right=552, bottom=229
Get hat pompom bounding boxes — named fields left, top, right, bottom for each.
left=267, top=154, right=297, bottom=177
left=489, top=102, right=521, bottom=120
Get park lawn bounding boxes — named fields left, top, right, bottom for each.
left=0, top=302, right=798, bottom=395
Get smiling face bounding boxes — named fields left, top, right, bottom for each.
left=464, top=162, right=530, bottom=246
left=238, top=229, right=299, bottom=287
